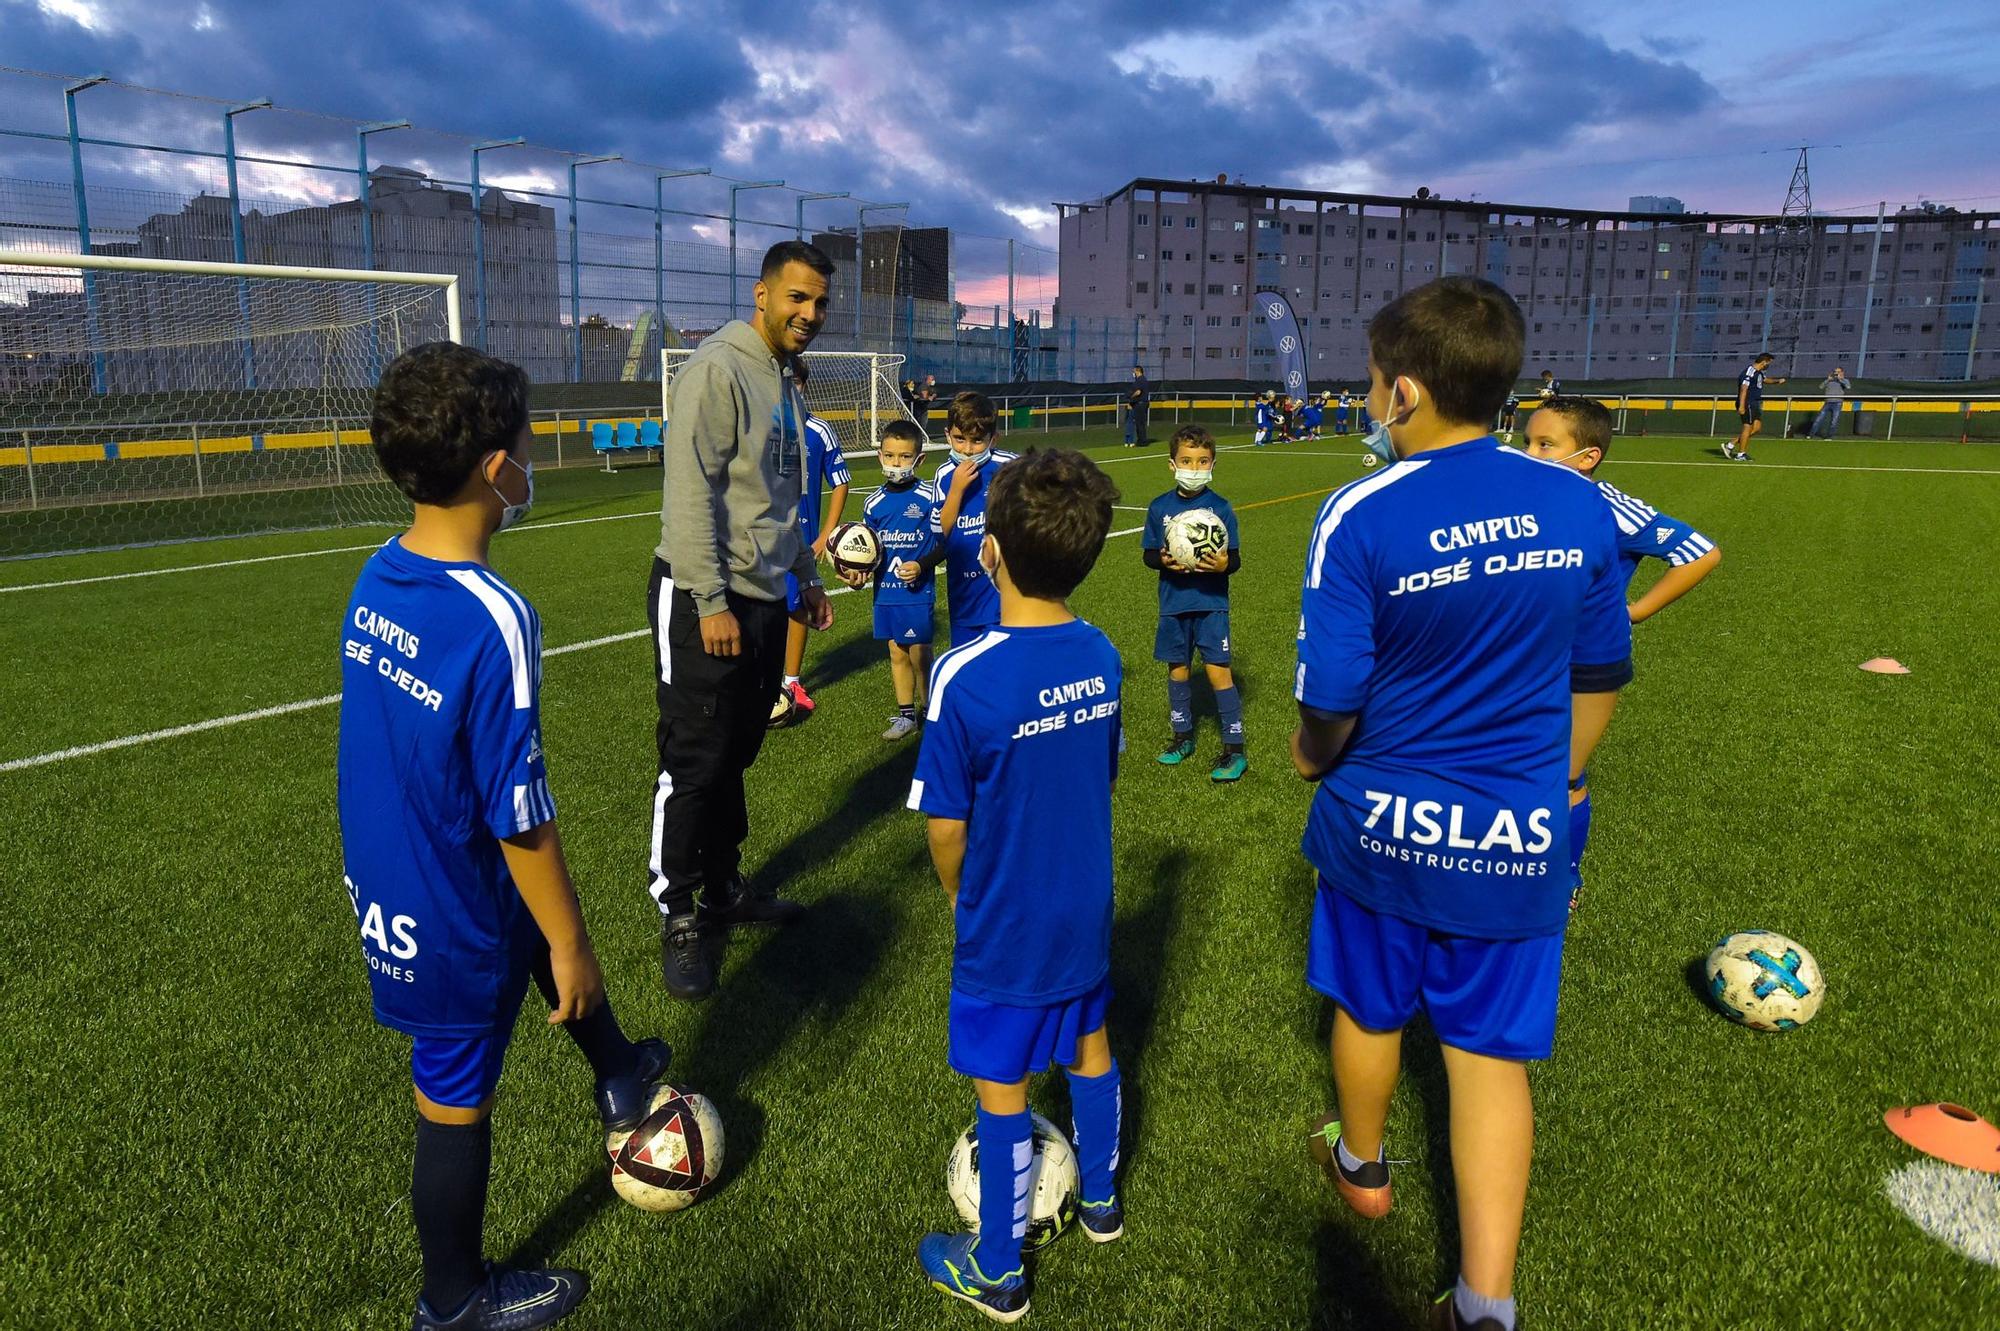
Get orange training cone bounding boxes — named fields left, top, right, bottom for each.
left=1886, top=1104, right=2000, bottom=1174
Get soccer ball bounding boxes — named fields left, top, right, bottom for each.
left=1705, top=930, right=1825, bottom=1030
left=609, top=1083, right=725, bottom=1212
left=825, top=520, right=881, bottom=577
left=768, top=686, right=797, bottom=730
left=1165, top=509, right=1228, bottom=567
left=944, top=1111, right=1079, bottom=1254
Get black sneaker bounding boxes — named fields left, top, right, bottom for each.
left=594, top=1037, right=673, bottom=1133
left=698, top=873, right=804, bottom=929
left=660, top=913, right=715, bottom=1001
left=411, top=1264, right=588, bottom=1331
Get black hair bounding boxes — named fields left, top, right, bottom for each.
left=369, top=342, right=529, bottom=504
left=985, top=449, right=1119, bottom=600
left=1533, top=395, right=1613, bottom=467
left=1367, top=277, right=1525, bottom=426
left=1168, top=424, right=1216, bottom=463
left=760, top=239, right=836, bottom=282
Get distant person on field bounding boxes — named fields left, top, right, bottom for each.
left=1724, top=351, right=1783, bottom=461
left=341, top=342, right=671, bottom=1331
left=1126, top=364, right=1152, bottom=448
left=1292, top=277, right=1631, bottom=1331
left=1810, top=366, right=1848, bottom=439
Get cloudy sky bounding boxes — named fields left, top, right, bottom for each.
left=3, top=0, right=1995, bottom=308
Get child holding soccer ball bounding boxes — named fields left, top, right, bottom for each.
left=834, top=420, right=939, bottom=741
left=910, top=448, right=1128, bottom=1322
left=1142, top=425, right=1245, bottom=782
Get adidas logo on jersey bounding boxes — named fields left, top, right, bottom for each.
left=903, top=629, right=916, bottom=639
left=1655, top=526, right=1673, bottom=544
left=905, top=503, right=923, bottom=519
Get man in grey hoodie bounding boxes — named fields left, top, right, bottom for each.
left=646, top=240, right=836, bottom=1000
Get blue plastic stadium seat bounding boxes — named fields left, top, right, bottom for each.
left=615, top=421, right=639, bottom=450
left=591, top=421, right=614, bottom=452
left=639, top=419, right=662, bottom=448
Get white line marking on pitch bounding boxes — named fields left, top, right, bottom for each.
left=0, top=508, right=660, bottom=595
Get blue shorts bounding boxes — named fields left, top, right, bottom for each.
left=1154, top=609, right=1230, bottom=666
left=1739, top=405, right=1763, bottom=425
left=949, top=618, right=997, bottom=650
left=1306, top=879, right=1566, bottom=1061
left=409, top=964, right=531, bottom=1107
left=874, top=601, right=936, bottom=645
left=948, top=979, right=1112, bottom=1083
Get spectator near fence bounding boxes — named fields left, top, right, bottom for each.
left=1811, top=367, right=1849, bottom=439
left=1126, top=365, right=1152, bottom=448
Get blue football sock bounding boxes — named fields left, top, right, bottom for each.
left=974, top=1106, right=1030, bottom=1278
left=1066, top=1061, right=1122, bottom=1203
left=1456, top=1276, right=1517, bottom=1331
left=1570, top=792, right=1592, bottom=888
left=1215, top=686, right=1244, bottom=748
left=1166, top=677, right=1194, bottom=736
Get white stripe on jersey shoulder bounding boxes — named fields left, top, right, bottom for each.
left=473, top=568, right=540, bottom=685
left=926, top=630, right=1010, bottom=723
left=1306, top=461, right=1428, bottom=590
left=447, top=569, right=532, bottom=709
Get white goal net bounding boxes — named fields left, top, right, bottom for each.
left=0, top=250, right=460, bottom=559
left=661, top=347, right=935, bottom=464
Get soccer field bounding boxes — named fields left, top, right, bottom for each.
left=4, top=425, right=1998, bottom=1330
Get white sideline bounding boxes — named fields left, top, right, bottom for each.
left=2, top=502, right=1203, bottom=774
left=0, top=507, right=661, bottom=595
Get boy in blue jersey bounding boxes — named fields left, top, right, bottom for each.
left=1290, top=279, right=1632, bottom=1331
left=339, top=344, right=670, bottom=1331
left=777, top=407, right=852, bottom=717
left=1333, top=389, right=1353, bottom=435
left=1724, top=351, right=1784, bottom=461
left=1253, top=390, right=1276, bottom=446
left=1496, top=389, right=1519, bottom=442
left=915, top=391, right=1018, bottom=648
left=1303, top=393, right=1325, bottom=439
left=909, top=448, right=1127, bottom=1322
left=1522, top=396, right=1720, bottom=910
left=1143, top=425, right=1246, bottom=782
left=835, top=420, right=939, bottom=741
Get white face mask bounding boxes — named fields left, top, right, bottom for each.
left=881, top=462, right=916, bottom=483
left=1362, top=380, right=1418, bottom=466
left=1173, top=467, right=1212, bottom=492
left=488, top=453, right=534, bottom=531
left=978, top=535, right=999, bottom=583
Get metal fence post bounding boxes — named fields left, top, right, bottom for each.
left=1708, top=398, right=1717, bottom=435
left=22, top=429, right=36, bottom=508
left=554, top=410, right=565, bottom=468
left=191, top=422, right=203, bottom=497
left=1887, top=395, right=1898, bottom=440
left=1043, top=394, right=1049, bottom=432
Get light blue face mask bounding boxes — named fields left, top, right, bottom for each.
left=1361, top=381, right=1416, bottom=466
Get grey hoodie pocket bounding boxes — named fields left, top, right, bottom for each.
left=727, top=519, right=787, bottom=578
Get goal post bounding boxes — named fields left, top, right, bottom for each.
left=661, top=347, right=935, bottom=465
left=0, top=249, right=461, bottom=559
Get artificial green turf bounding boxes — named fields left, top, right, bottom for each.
left=3, top=426, right=1998, bottom=1329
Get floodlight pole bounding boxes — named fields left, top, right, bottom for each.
left=567, top=153, right=621, bottom=381
left=654, top=168, right=710, bottom=350
left=63, top=74, right=109, bottom=394
left=855, top=202, right=908, bottom=347
left=795, top=191, right=848, bottom=240
left=356, top=120, right=410, bottom=366
left=470, top=137, right=527, bottom=351
left=1857, top=201, right=1885, bottom=376
left=224, top=99, right=273, bottom=388
left=728, top=180, right=784, bottom=321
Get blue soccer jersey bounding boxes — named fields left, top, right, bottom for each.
left=1254, top=402, right=1275, bottom=433
left=1295, top=438, right=1632, bottom=940
left=1738, top=363, right=1765, bottom=407
left=337, top=537, right=555, bottom=1038
left=801, top=414, right=851, bottom=541
left=863, top=477, right=938, bottom=605
left=908, top=622, right=1124, bottom=1004
left=1594, top=480, right=1716, bottom=590
left=1143, top=487, right=1240, bottom=614
left=930, top=450, right=1018, bottom=631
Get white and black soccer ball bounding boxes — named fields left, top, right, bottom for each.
left=608, top=1083, right=725, bottom=1212
left=945, top=1111, right=1079, bottom=1254
left=1705, top=930, right=1825, bottom=1030
left=768, top=686, right=797, bottom=730
left=1165, top=509, right=1228, bottom=567
left=825, top=520, right=882, bottom=577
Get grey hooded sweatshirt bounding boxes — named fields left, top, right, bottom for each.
left=655, top=319, right=821, bottom=611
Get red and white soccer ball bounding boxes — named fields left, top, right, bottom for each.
left=825, top=521, right=882, bottom=577
left=608, top=1084, right=725, bottom=1212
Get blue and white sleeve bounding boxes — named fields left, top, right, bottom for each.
left=1296, top=506, right=1374, bottom=715
left=909, top=677, right=974, bottom=819
left=464, top=598, right=555, bottom=837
